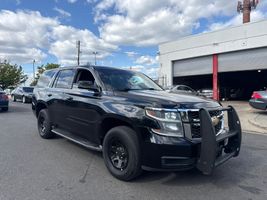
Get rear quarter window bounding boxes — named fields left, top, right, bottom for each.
left=37, top=70, right=57, bottom=88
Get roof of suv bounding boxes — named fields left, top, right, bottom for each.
left=56, top=65, right=129, bottom=72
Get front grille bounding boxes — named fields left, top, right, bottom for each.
left=188, top=110, right=224, bottom=138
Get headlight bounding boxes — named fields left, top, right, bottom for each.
left=145, top=107, right=184, bottom=137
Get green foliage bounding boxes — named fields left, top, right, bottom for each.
left=31, top=63, right=60, bottom=86
left=0, top=62, right=27, bottom=89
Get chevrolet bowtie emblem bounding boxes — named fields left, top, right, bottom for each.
left=211, top=116, right=220, bottom=126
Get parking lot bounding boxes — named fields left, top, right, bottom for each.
left=0, top=102, right=267, bottom=200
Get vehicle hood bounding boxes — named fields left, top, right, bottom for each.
left=116, top=90, right=220, bottom=109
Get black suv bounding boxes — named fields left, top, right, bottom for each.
left=32, top=66, right=242, bottom=181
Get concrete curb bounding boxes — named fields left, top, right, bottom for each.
left=243, top=130, right=267, bottom=136
left=248, top=117, right=267, bottom=132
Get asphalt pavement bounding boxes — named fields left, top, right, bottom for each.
left=0, top=102, right=266, bottom=200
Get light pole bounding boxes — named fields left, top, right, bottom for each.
left=93, top=51, right=98, bottom=65
left=33, top=59, right=36, bottom=80
left=76, top=40, right=81, bottom=66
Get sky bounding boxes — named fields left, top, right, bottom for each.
left=0, top=0, right=267, bottom=81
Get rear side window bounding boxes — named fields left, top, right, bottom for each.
left=37, top=70, right=57, bottom=88
left=54, top=69, right=75, bottom=89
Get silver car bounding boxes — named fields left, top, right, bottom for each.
left=170, top=85, right=198, bottom=96
left=249, top=90, right=267, bottom=110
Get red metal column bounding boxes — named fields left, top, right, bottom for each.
left=213, top=54, right=219, bottom=100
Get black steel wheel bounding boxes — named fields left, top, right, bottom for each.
left=103, top=126, right=142, bottom=181
left=37, top=109, right=54, bottom=139
left=108, top=139, right=129, bottom=171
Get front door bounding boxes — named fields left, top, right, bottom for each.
left=63, top=69, right=103, bottom=143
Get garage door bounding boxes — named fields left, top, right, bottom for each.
left=173, top=55, right=212, bottom=77
left=219, top=47, right=267, bottom=72
left=173, top=47, right=267, bottom=77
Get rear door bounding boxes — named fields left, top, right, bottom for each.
left=48, top=69, right=76, bottom=130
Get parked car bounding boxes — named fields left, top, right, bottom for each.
left=0, top=87, right=9, bottom=111
left=249, top=90, right=267, bottom=110
left=198, top=88, right=213, bottom=99
left=171, top=85, right=198, bottom=96
left=32, top=66, right=242, bottom=181
left=11, top=86, right=34, bottom=103
left=164, top=86, right=173, bottom=92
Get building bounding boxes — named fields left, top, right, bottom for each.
left=159, top=20, right=267, bottom=100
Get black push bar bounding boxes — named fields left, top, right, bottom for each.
left=196, top=106, right=242, bottom=175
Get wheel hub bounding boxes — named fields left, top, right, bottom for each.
left=39, top=117, right=46, bottom=133
left=109, top=141, right=128, bottom=171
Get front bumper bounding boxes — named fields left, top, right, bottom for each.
left=141, top=106, right=242, bottom=175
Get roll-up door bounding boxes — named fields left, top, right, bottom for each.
left=219, top=48, right=267, bottom=72
left=173, top=56, right=212, bottom=77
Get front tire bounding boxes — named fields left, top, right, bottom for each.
left=37, top=109, right=55, bottom=139
left=103, top=126, right=142, bottom=181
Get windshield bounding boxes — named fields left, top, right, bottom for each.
left=23, top=87, right=34, bottom=93
left=96, top=68, right=162, bottom=91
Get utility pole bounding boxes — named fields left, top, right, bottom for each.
left=76, top=40, right=81, bottom=66
left=237, top=0, right=259, bottom=23
left=33, top=59, right=35, bottom=80
left=92, top=51, right=98, bottom=65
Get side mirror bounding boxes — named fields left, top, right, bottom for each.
left=77, top=81, right=101, bottom=95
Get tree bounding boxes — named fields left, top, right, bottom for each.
left=31, top=63, right=60, bottom=86
left=0, top=62, right=27, bottom=89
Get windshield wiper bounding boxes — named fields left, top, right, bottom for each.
left=117, top=88, right=141, bottom=92
left=117, top=88, right=159, bottom=92
left=143, top=88, right=157, bottom=90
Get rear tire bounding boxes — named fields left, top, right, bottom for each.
left=103, top=126, right=142, bottom=181
left=37, top=109, right=55, bottom=139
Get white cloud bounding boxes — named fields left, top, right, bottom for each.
left=125, top=51, right=138, bottom=57
left=87, top=0, right=99, bottom=3
left=67, top=0, right=77, bottom=3
left=53, top=7, right=71, bottom=18
left=208, top=10, right=266, bottom=32
left=135, top=55, right=157, bottom=66
left=0, top=10, right=58, bottom=63
left=49, top=25, right=118, bottom=65
left=0, top=10, right=118, bottom=66
left=95, top=0, right=243, bottom=46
